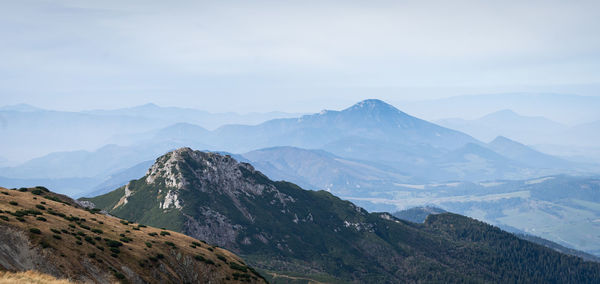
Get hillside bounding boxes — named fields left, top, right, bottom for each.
left=84, top=148, right=600, bottom=282
left=0, top=186, right=265, bottom=283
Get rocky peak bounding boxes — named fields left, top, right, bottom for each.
left=146, top=148, right=264, bottom=191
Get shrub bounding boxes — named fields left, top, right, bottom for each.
left=110, top=247, right=120, bottom=254
left=91, top=228, right=103, bottom=234
left=35, top=205, right=46, bottom=210
left=29, top=228, right=41, bottom=234
left=9, top=201, right=18, bottom=206
left=156, top=253, right=164, bottom=259
left=145, top=242, right=152, bottom=248
left=229, top=262, right=248, bottom=272
left=36, top=217, right=47, bottom=222
left=194, top=255, right=206, bottom=261
left=85, top=236, right=96, bottom=245
left=120, top=237, right=133, bottom=243
left=148, top=232, right=158, bottom=237
left=88, top=252, right=96, bottom=258
left=160, top=231, right=170, bottom=236
left=1, top=192, right=9, bottom=195
left=76, top=241, right=83, bottom=245
left=68, top=224, right=76, bottom=228
left=204, top=259, right=215, bottom=265
left=120, top=220, right=129, bottom=225
left=31, top=189, right=43, bottom=195
left=79, top=224, right=91, bottom=230
left=96, top=246, right=104, bottom=251
left=16, top=217, right=25, bottom=222
left=114, top=272, right=125, bottom=280
left=40, top=240, right=51, bottom=248
left=0, top=216, right=8, bottom=221
left=53, top=234, right=62, bottom=240
left=18, top=188, right=28, bottom=192
left=192, top=241, right=203, bottom=247
left=165, top=241, right=176, bottom=247
left=50, top=228, right=61, bottom=234
left=35, top=186, right=49, bottom=192
left=216, top=254, right=227, bottom=263
left=105, top=239, right=123, bottom=247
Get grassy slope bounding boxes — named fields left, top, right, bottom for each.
left=0, top=187, right=265, bottom=283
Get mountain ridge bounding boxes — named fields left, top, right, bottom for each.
left=84, top=148, right=600, bottom=282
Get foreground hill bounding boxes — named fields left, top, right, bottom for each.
left=84, top=148, right=600, bottom=282
left=0, top=186, right=265, bottom=283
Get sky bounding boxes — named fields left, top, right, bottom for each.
left=1, top=0, right=600, bottom=113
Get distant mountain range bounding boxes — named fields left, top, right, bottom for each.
left=83, top=148, right=600, bottom=282
left=400, top=93, right=600, bottom=124
left=0, top=103, right=301, bottom=163
left=437, top=109, right=567, bottom=144
left=437, top=109, right=600, bottom=149
left=2, top=99, right=596, bottom=197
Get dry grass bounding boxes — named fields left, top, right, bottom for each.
left=0, top=271, right=73, bottom=284
left=0, top=187, right=265, bottom=283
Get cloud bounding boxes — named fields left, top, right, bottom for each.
left=1, top=0, right=600, bottom=111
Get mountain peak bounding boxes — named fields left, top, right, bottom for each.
left=345, top=99, right=398, bottom=112
left=489, top=135, right=522, bottom=146
left=145, top=148, right=251, bottom=190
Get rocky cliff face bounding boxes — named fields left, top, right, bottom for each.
left=86, top=148, right=600, bottom=283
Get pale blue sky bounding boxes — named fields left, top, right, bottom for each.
left=1, top=0, right=600, bottom=112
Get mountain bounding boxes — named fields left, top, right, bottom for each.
left=394, top=206, right=600, bottom=262
left=85, top=103, right=302, bottom=130
left=3, top=99, right=592, bottom=197
left=401, top=93, right=600, bottom=124
left=0, top=186, right=265, bottom=283
left=212, top=99, right=478, bottom=154
left=84, top=148, right=600, bottom=282
left=392, top=206, right=446, bottom=223
left=488, top=136, right=573, bottom=169
left=242, top=146, right=413, bottom=195
left=436, top=109, right=567, bottom=145
left=0, top=104, right=299, bottom=164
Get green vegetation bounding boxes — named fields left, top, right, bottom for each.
left=88, top=150, right=600, bottom=283
left=104, top=239, right=123, bottom=248
left=35, top=205, right=46, bottom=210
left=9, top=201, right=18, bottom=206
left=229, top=262, right=248, bottom=272
left=216, top=254, right=227, bottom=263
left=29, top=228, right=41, bottom=234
